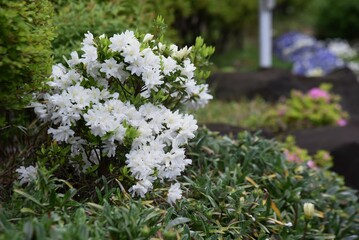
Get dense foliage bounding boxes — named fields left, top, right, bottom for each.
left=1, top=129, right=358, bottom=239
left=0, top=0, right=55, bottom=167
left=314, top=0, right=359, bottom=40
left=0, top=0, right=55, bottom=110
left=172, top=0, right=257, bottom=52
left=50, top=0, right=257, bottom=62
left=51, top=0, right=182, bottom=62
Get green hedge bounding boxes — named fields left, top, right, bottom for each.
left=0, top=0, right=55, bottom=110
left=51, top=0, right=180, bottom=62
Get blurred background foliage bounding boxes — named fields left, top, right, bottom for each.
left=0, top=0, right=55, bottom=111
left=49, top=0, right=359, bottom=70
left=314, top=0, right=359, bottom=40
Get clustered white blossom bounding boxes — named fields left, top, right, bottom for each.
left=167, top=182, right=182, bottom=205
left=327, top=39, right=357, bottom=59
left=16, top=165, right=38, bottom=185
left=327, top=39, right=359, bottom=76
left=33, top=31, right=212, bottom=203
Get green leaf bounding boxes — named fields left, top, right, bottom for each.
left=20, top=208, right=36, bottom=215
left=23, top=221, right=34, bottom=240
left=165, top=217, right=191, bottom=231
left=14, top=189, right=43, bottom=207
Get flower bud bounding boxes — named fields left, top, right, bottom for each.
left=158, top=42, right=166, bottom=52
left=143, top=33, right=154, bottom=42
left=303, top=202, right=315, bottom=220
left=239, top=197, right=245, bottom=205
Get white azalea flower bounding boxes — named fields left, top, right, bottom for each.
left=167, top=183, right=182, bottom=204
left=122, top=39, right=141, bottom=63
left=66, top=51, right=81, bottom=67
left=129, top=179, right=153, bottom=198
left=81, top=45, right=98, bottom=63
left=16, top=165, right=38, bottom=185
left=100, top=58, right=126, bottom=79
left=173, top=46, right=192, bottom=59
left=48, top=126, right=75, bottom=142
left=162, top=56, right=178, bottom=75
left=82, top=31, right=94, bottom=46
left=180, top=59, right=196, bottom=79
left=143, top=33, right=154, bottom=42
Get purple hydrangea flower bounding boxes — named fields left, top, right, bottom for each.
left=275, top=32, right=345, bottom=77
left=292, top=49, right=344, bottom=76
left=274, top=32, right=319, bottom=62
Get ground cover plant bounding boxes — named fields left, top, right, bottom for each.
left=1, top=129, right=358, bottom=239
left=196, top=84, right=348, bottom=133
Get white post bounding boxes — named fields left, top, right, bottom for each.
left=259, top=0, right=275, bottom=68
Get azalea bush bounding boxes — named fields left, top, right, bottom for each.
left=32, top=28, right=214, bottom=201
left=243, top=84, right=348, bottom=132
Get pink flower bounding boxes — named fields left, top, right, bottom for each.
left=322, top=152, right=331, bottom=161
left=284, top=150, right=301, bottom=163
left=277, top=106, right=287, bottom=116
left=306, top=160, right=317, bottom=169
left=336, top=118, right=347, bottom=127
left=307, top=88, right=330, bottom=101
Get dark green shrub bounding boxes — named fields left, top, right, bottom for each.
left=275, top=0, right=312, bottom=15
left=314, top=0, right=359, bottom=40
left=51, top=0, right=180, bottom=62
left=51, top=0, right=258, bottom=59
left=173, top=0, right=257, bottom=52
